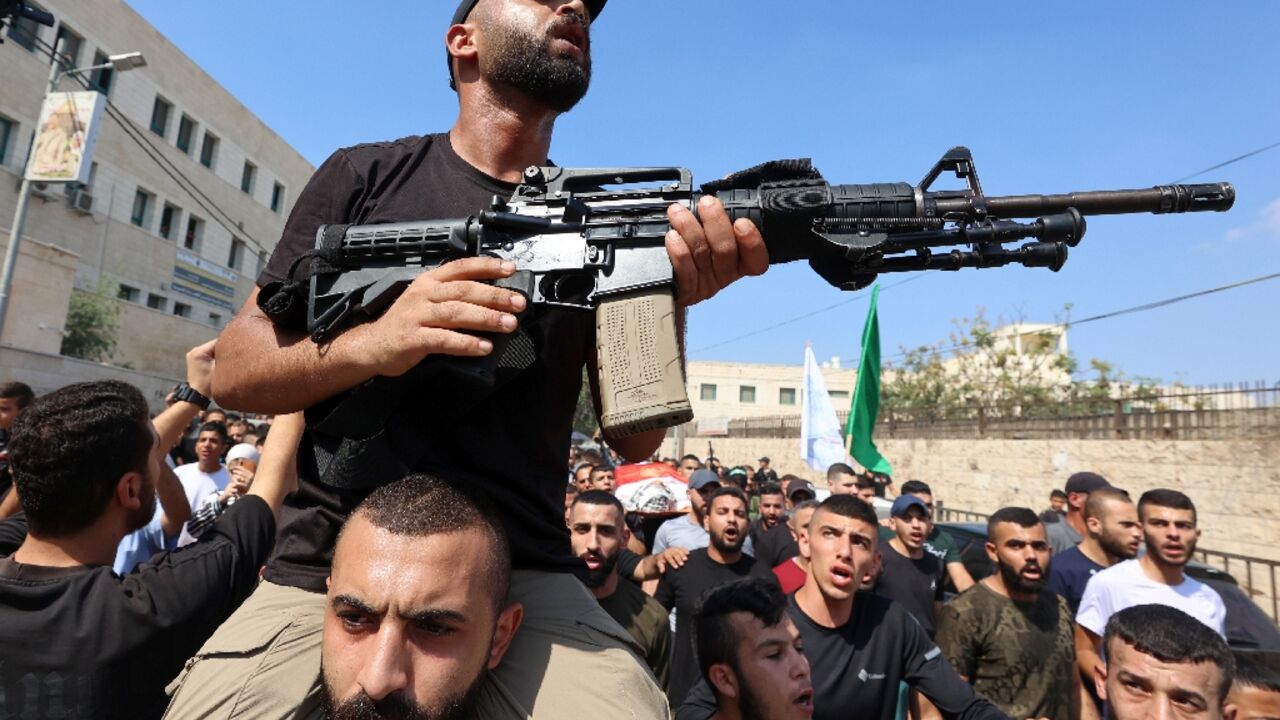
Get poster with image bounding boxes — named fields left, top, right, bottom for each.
left=25, top=91, right=106, bottom=184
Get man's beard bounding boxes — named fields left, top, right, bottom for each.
left=320, top=668, right=487, bottom=720
left=582, top=550, right=619, bottom=589
left=732, top=661, right=775, bottom=720
left=1145, top=533, right=1197, bottom=568
left=483, top=13, right=591, bottom=112
left=1098, top=530, right=1138, bottom=561
left=998, top=557, right=1047, bottom=596
left=710, top=527, right=744, bottom=555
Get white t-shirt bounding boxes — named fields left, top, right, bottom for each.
left=173, top=463, right=229, bottom=547
left=1076, top=558, right=1226, bottom=637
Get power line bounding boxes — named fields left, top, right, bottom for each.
left=1172, top=140, right=1280, bottom=183
left=881, top=270, right=1280, bottom=363
left=690, top=273, right=929, bottom=353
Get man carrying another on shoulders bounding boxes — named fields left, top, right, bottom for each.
left=168, top=1, right=767, bottom=717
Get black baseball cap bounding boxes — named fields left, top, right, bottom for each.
left=1064, top=471, right=1111, bottom=495
left=447, top=0, right=607, bottom=89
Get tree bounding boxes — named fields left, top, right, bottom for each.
left=60, top=281, right=120, bottom=362
left=572, top=368, right=599, bottom=435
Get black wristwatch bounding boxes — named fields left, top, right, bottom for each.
left=173, top=382, right=212, bottom=410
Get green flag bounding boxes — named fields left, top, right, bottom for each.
left=844, top=284, right=893, bottom=475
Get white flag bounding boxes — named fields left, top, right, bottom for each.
left=799, top=345, right=848, bottom=471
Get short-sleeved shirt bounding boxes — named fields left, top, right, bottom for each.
left=772, top=557, right=808, bottom=594
left=1076, top=558, right=1227, bottom=637
left=676, top=593, right=1007, bottom=720
left=597, top=577, right=672, bottom=690
left=879, top=525, right=961, bottom=565
left=874, top=541, right=946, bottom=637
left=654, top=549, right=759, bottom=706
left=936, top=582, right=1076, bottom=720
left=750, top=517, right=797, bottom=566
left=0, top=497, right=274, bottom=719
left=257, top=134, right=596, bottom=591
left=113, top=505, right=175, bottom=575
left=1046, top=545, right=1105, bottom=615
left=651, top=515, right=753, bottom=557
left=1046, top=519, right=1083, bottom=556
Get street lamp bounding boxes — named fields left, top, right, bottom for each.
left=0, top=42, right=146, bottom=343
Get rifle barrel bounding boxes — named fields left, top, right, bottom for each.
left=934, top=182, right=1235, bottom=218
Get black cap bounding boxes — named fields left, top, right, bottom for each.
left=448, top=0, right=607, bottom=89
left=1065, top=471, right=1111, bottom=495
left=786, top=479, right=816, bottom=500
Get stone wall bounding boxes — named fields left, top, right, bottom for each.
left=0, top=345, right=180, bottom=411
left=660, top=435, right=1280, bottom=562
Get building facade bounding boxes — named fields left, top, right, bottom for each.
left=686, top=358, right=858, bottom=424
left=0, top=0, right=313, bottom=387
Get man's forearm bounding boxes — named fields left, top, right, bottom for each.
left=246, top=412, right=303, bottom=516
left=152, top=401, right=201, bottom=453
left=212, top=292, right=378, bottom=414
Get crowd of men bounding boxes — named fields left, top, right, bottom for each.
left=0, top=0, right=1278, bottom=719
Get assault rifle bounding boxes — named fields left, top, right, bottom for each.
left=266, top=147, right=1233, bottom=449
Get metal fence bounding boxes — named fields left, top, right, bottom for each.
left=718, top=382, right=1280, bottom=441
left=934, top=504, right=1280, bottom=623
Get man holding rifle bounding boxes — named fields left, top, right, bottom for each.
left=167, top=1, right=763, bottom=718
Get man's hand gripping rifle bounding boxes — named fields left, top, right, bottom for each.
left=270, top=147, right=1233, bottom=441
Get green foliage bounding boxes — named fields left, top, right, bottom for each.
left=879, top=305, right=1159, bottom=422
left=60, top=281, right=120, bottom=362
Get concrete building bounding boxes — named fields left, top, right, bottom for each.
left=0, top=0, right=313, bottom=402
left=686, top=357, right=858, bottom=426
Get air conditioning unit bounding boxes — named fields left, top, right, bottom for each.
left=71, top=189, right=94, bottom=214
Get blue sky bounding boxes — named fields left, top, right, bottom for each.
left=126, top=1, right=1280, bottom=386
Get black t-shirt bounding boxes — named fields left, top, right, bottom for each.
left=655, top=548, right=760, bottom=706
left=750, top=517, right=798, bottom=567
left=874, top=540, right=946, bottom=637
left=0, top=497, right=274, bottom=720
left=677, top=593, right=1007, bottom=720
left=258, top=134, right=594, bottom=591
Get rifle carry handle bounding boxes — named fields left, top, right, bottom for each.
left=595, top=287, right=693, bottom=437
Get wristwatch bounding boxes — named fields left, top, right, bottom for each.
left=172, top=382, right=212, bottom=410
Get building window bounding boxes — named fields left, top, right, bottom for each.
left=146, top=293, right=167, bottom=311
left=240, top=160, right=256, bottom=195
left=53, top=24, right=83, bottom=68
left=88, top=51, right=114, bottom=94
left=6, top=2, right=43, bottom=51
left=208, top=312, right=223, bottom=328
left=779, top=387, right=797, bottom=406
left=829, top=390, right=850, bottom=402
left=700, top=383, right=717, bottom=401
left=199, top=131, right=219, bottom=169
left=184, top=215, right=204, bottom=251
left=172, top=302, right=192, bottom=319
left=117, top=284, right=140, bottom=303
left=159, top=203, right=180, bottom=240
left=739, top=385, right=756, bottom=403
left=149, top=97, right=172, bottom=138
left=0, top=115, right=13, bottom=166
left=131, top=188, right=154, bottom=228
left=270, top=181, right=285, bottom=213
left=228, top=238, right=245, bottom=270
left=176, top=115, right=196, bottom=154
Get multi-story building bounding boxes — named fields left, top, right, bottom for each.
left=686, top=357, right=858, bottom=424
left=0, top=0, right=313, bottom=398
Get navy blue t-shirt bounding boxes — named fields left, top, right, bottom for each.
left=1047, top=546, right=1104, bottom=615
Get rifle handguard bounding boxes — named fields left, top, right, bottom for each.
left=595, top=288, right=692, bottom=437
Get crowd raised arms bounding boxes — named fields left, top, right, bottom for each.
left=0, top=1, right=1272, bottom=719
